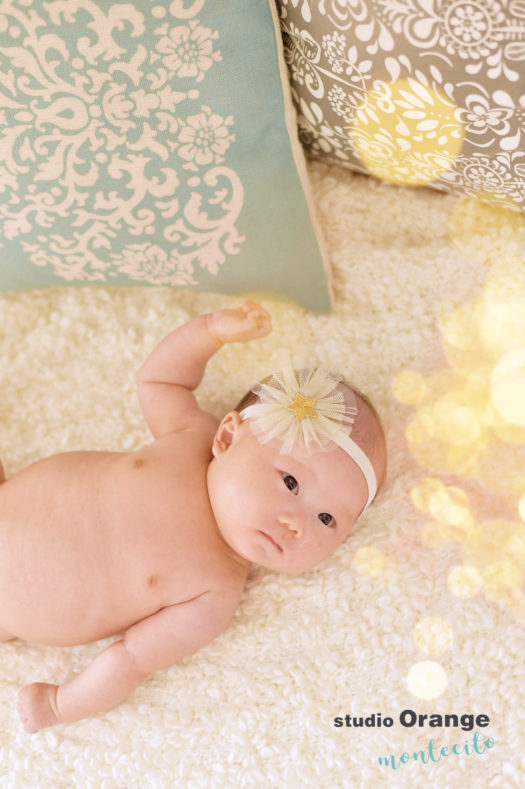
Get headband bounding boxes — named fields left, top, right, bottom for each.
left=239, top=368, right=378, bottom=511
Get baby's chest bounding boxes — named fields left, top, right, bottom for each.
left=107, top=488, right=223, bottom=602
left=103, top=442, right=226, bottom=594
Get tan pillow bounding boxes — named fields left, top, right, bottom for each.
left=277, top=0, right=525, bottom=211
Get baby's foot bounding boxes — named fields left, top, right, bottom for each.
left=18, top=682, right=61, bottom=733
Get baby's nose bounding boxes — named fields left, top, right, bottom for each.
left=277, top=513, right=303, bottom=538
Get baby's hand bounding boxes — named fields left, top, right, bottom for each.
left=207, top=300, right=272, bottom=344
left=18, top=682, right=61, bottom=733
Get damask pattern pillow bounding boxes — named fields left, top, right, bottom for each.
left=0, top=0, right=332, bottom=312
left=276, top=0, right=525, bottom=212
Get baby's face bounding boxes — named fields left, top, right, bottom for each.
left=207, top=412, right=369, bottom=573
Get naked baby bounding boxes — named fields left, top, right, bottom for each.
left=0, top=301, right=386, bottom=733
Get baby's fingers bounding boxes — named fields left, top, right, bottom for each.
left=247, top=318, right=272, bottom=338
left=208, top=300, right=271, bottom=342
left=239, top=300, right=268, bottom=316
left=244, top=305, right=272, bottom=335
left=240, top=300, right=271, bottom=326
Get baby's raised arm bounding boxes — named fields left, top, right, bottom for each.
left=136, top=300, right=271, bottom=437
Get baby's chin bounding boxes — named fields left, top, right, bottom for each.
left=246, top=550, right=328, bottom=575
left=259, top=560, right=328, bottom=576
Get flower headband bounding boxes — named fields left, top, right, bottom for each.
left=239, top=368, right=378, bottom=511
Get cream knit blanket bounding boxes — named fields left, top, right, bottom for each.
left=0, top=161, right=523, bottom=788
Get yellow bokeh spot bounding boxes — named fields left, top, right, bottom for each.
left=490, top=349, right=525, bottom=427
left=462, top=370, right=492, bottom=415
left=407, top=661, right=448, bottom=700
left=504, top=528, right=525, bottom=561
left=413, top=617, right=453, bottom=655
left=446, top=442, right=483, bottom=476
left=489, top=420, right=525, bottom=445
left=484, top=257, right=525, bottom=305
left=421, top=520, right=451, bottom=549
left=484, top=400, right=525, bottom=444
left=405, top=407, right=437, bottom=444
left=428, top=488, right=474, bottom=540
left=407, top=399, right=482, bottom=447
left=447, top=565, right=483, bottom=598
left=411, top=477, right=445, bottom=512
left=449, top=194, right=525, bottom=265
left=392, top=370, right=429, bottom=405
left=482, top=560, right=522, bottom=593
left=428, top=486, right=469, bottom=520
left=352, top=546, right=397, bottom=578
left=405, top=391, right=491, bottom=475
left=433, top=399, right=484, bottom=444
left=439, top=303, right=485, bottom=354
left=481, top=302, right=525, bottom=361
left=351, top=78, right=463, bottom=186
left=464, top=520, right=517, bottom=566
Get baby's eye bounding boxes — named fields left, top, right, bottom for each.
left=283, top=474, right=298, bottom=494
left=318, top=512, right=335, bottom=527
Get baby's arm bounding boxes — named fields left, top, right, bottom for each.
left=18, top=592, right=239, bottom=733
left=137, top=300, right=271, bottom=437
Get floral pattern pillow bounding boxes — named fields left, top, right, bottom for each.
left=276, top=0, right=525, bottom=211
left=0, top=0, right=331, bottom=312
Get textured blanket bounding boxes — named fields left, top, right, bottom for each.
left=0, top=161, right=523, bottom=788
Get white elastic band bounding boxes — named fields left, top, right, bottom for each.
left=333, top=433, right=377, bottom=512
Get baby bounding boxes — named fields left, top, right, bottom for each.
left=1, top=301, right=386, bottom=733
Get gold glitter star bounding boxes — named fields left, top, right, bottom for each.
left=287, top=392, right=317, bottom=422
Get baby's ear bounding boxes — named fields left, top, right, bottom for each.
left=211, top=411, right=242, bottom=457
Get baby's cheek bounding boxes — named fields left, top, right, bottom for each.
left=222, top=474, right=247, bottom=505
left=310, top=533, right=330, bottom=557
left=323, top=530, right=345, bottom=557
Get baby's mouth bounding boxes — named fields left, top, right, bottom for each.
left=261, top=531, right=283, bottom=553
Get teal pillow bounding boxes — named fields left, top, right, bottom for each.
left=0, top=1, right=331, bottom=312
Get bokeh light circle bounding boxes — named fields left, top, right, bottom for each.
left=353, top=546, right=397, bottom=578
left=351, top=78, right=464, bottom=186
left=407, top=661, right=448, bottom=700
left=413, top=617, right=453, bottom=655
left=392, top=370, right=429, bottom=405
left=447, top=565, right=483, bottom=598
left=490, top=349, right=525, bottom=427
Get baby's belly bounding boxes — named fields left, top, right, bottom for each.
left=0, top=452, right=156, bottom=645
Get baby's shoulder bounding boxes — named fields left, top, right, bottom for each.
left=185, top=410, right=221, bottom=437
left=170, top=410, right=220, bottom=444
left=147, top=412, right=218, bottom=453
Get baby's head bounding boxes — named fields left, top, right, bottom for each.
left=207, top=369, right=386, bottom=574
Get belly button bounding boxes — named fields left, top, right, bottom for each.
left=147, top=574, right=158, bottom=588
